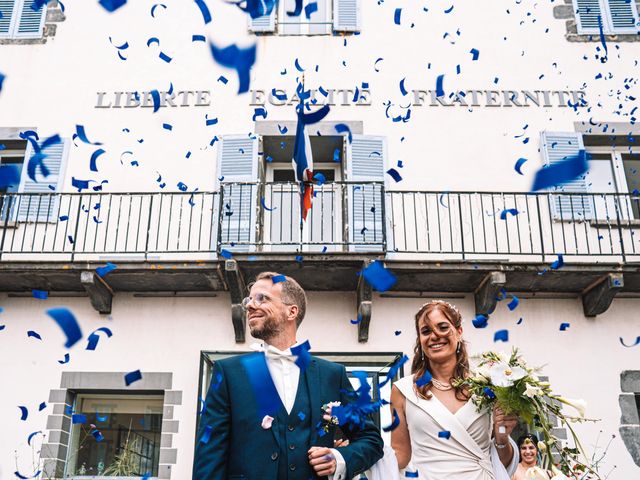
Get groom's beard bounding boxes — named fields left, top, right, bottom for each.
left=249, top=311, right=286, bottom=341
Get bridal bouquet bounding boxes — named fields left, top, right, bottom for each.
left=453, top=348, right=601, bottom=479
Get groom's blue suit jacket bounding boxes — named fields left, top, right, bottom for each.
left=192, top=353, right=384, bottom=480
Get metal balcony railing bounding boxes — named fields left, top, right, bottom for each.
left=1, top=186, right=640, bottom=262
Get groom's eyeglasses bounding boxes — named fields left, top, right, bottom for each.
left=242, top=293, right=291, bottom=309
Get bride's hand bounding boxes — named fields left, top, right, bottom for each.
left=492, top=406, right=518, bottom=444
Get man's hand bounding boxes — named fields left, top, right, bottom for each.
left=308, top=446, right=337, bottom=476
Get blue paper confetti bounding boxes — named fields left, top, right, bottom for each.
left=620, top=336, right=640, bottom=347
left=500, top=208, right=519, bottom=220
left=89, top=148, right=106, bottom=172
left=335, top=123, right=352, bottom=143
left=559, top=322, right=570, bottom=331
left=493, top=329, right=509, bottom=342
left=415, top=370, right=432, bottom=387
left=72, top=413, right=87, bottom=424
left=399, top=78, right=408, bottom=96
left=304, top=1, right=317, bottom=19
left=383, top=409, right=400, bottom=432
left=27, top=330, right=42, bottom=340
left=435, top=74, right=445, bottom=97
left=86, top=327, right=114, bottom=351
left=550, top=254, right=564, bottom=270
left=199, top=425, right=213, bottom=443
left=194, top=0, right=212, bottom=23
left=0, top=164, right=21, bottom=189
left=192, top=34, right=206, bottom=42
left=150, top=3, right=166, bottom=17
left=261, top=197, right=276, bottom=211
left=18, top=406, right=28, bottom=420
left=387, top=168, right=402, bottom=182
left=438, top=430, right=451, bottom=439
left=209, top=41, right=256, bottom=94
left=291, top=340, right=311, bottom=372
left=32, top=289, right=48, bottom=299
left=58, top=353, right=70, bottom=364
left=99, top=0, right=127, bottom=12
left=220, top=249, right=233, bottom=259
left=38, top=401, right=46, bottom=411
left=532, top=150, right=589, bottom=191
left=362, top=261, right=397, bottom=293
left=272, top=274, right=286, bottom=283
left=507, top=295, right=519, bottom=311
left=27, top=431, right=42, bottom=446
left=253, top=107, right=268, bottom=120
left=472, top=314, right=488, bottom=328
left=124, top=369, right=142, bottom=386
left=514, top=158, right=527, bottom=175
left=483, top=386, right=496, bottom=399
left=46, top=308, right=82, bottom=348
left=470, top=48, right=479, bottom=60
left=149, top=89, right=161, bottom=112
left=75, top=125, right=102, bottom=146
left=394, top=8, right=402, bottom=25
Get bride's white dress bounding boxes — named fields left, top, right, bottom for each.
left=369, top=376, right=519, bottom=480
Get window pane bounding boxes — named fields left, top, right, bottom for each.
left=67, top=395, right=163, bottom=477
left=621, top=153, right=640, bottom=219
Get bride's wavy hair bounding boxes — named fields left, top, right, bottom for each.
left=411, top=300, right=470, bottom=401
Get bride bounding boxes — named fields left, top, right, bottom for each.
left=389, top=300, right=520, bottom=480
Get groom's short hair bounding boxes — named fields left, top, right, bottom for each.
left=252, top=272, right=307, bottom=327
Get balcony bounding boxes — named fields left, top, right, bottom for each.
left=2, top=185, right=639, bottom=341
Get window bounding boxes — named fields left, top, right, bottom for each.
left=539, top=131, right=640, bottom=222
left=0, top=0, right=47, bottom=39
left=249, top=0, right=360, bottom=34
left=216, top=131, right=386, bottom=252
left=573, top=0, right=640, bottom=35
left=583, top=140, right=640, bottom=221
left=0, top=139, right=26, bottom=194
left=66, top=394, right=164, bottom=478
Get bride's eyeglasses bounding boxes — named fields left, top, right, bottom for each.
left=420, top=322, right=453, bottom=337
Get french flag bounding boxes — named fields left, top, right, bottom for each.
left=292, top=89, right=330, bottom=221
left=292, top=105, right=314, bottom=221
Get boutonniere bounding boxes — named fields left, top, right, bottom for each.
left=319, top=401, right=341, bottom=434
left=261, top=415, right=274, bottom=430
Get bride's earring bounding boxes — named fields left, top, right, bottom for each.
left=456, top=341, right=461, bottom=354
left=421, top=349, right=425, bottom=361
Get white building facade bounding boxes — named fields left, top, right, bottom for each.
left=0, top=0, right=639, bottom=478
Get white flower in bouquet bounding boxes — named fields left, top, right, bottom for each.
left=524, top=384, right=543, bottom=398
left=487, top=363, right=527, bottom=387
left=556, top=397, right=587, bottom=419
left=524, top=466, right=551, bottom=480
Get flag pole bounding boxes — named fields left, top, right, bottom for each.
left=299, top=74, right=305, bottom=252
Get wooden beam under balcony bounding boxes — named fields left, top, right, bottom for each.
left=222, top=259, right=247, bottom=343
left=80, top=271, right=113, bottom=314
left=582, top=273, right=624, bottom=317
left=474, top=272, right=507, bottom=317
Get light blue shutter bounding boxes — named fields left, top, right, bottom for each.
left=217, top=135, right=259, bottom=252
left=333, top=0, right=360, bottom=32
left=540, top=131, right=593, bottom=221
left=15, top=0, right=46, bottom=38
left=248, top=9, right=276, bottom=33
left=606, top=0, right=640, bottom=33
left=0, top=0, right=17, bottom=37
left=17, top=138, right=69, bottom=222
left=346, top=135, right=385, bottom=251
left=574, top=0, right=603, bottom=33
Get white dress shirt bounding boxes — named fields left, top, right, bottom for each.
left=254, top=342, right=348, bottom=480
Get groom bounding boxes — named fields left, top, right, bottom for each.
left=193, top=271, right=384, bottom=479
